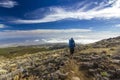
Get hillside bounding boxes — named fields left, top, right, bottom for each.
left=75, top=36, right=120, bottom=55
left=92, top=36, right=120, bottom=48
left=0, top=43, right=67, bottom=58
left=0, top=36, right=120, bottom=80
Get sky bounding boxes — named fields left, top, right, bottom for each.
left=0, top=0, right=120, bottom=47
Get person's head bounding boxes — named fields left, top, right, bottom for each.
left=70, top=38, right=73, bottom=40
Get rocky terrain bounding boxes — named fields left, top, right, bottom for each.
left=0, top=49, right=71, bottom=80
left=91, top=36, right=120, bottom=48
left=0, top=36, right=120, bottom=80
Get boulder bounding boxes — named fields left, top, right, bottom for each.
left=80, top=62, right=94, bottom=69
left=110, top=60, right=120, bottom=64
left=72, top=77, right=80, bottom=80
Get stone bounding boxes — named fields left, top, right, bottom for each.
left=80, top=62, right=94, bottom=69
left=111, top=59, right=120, bottom=64
left=72, top=77, right=80, bottom=80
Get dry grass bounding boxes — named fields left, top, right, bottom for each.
left=113, top=46, right=120, bottom=55
left=77, top=47, right=118, bottom=55
left=13, top=74, right=38, bottom=80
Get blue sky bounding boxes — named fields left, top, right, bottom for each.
left=0, top=0, right=120, bottom=47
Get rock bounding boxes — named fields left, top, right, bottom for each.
left=110, top=59, right=120, bottom=64
left=72, top=77, right=80, bottom=80
left=108, top=70, right=116, bottom=74
left=0, top=69, right=8, bottom=75
left=80, top=58, right=91, bottom=61
left=88, top=69, right=97, bottom=76
left=112, top=55, right=120, bottom=60
left=80, top=62, right=94, bottom=69
left=110, top=69, right=120, bottom=79
left=53, top=70, right=68, bottom=80
left=55, top=70, right=68, bottom=77
left=102, top=77, right=109, bottom=80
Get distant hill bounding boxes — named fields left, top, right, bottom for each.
left=91, top=36, right=120, bottom=48
left=0, top=43, right=68, bottom=58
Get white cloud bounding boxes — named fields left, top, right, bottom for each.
left=1, top=28, right=91, bottom=34
left=41, top=31, right=120, bottom=44
left=42, top=38, right=67, bottom=43
left=0, top=29, right=120, bottom=47
left=0, top=28, right=92, bottom=39
left=34, top=39, right=40, bottom=42
left=12, top=0, right=120, bottom=24
left=41, top=38, right=99, bottom=44
left=115, top=24, right=120, bottom=27
left=0, top=24, right=6, bottom=28
left=0, top=0, right=18, bottom=8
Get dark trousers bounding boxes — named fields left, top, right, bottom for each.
left=70, top=48, right=74, bottom=55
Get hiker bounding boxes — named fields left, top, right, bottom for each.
left=69, top=38, right=75, bottom=56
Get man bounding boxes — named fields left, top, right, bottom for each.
left=69, top=38, right=75, bottom=56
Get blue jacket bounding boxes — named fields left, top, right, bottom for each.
left=69, top=38, right=75, bottom=48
